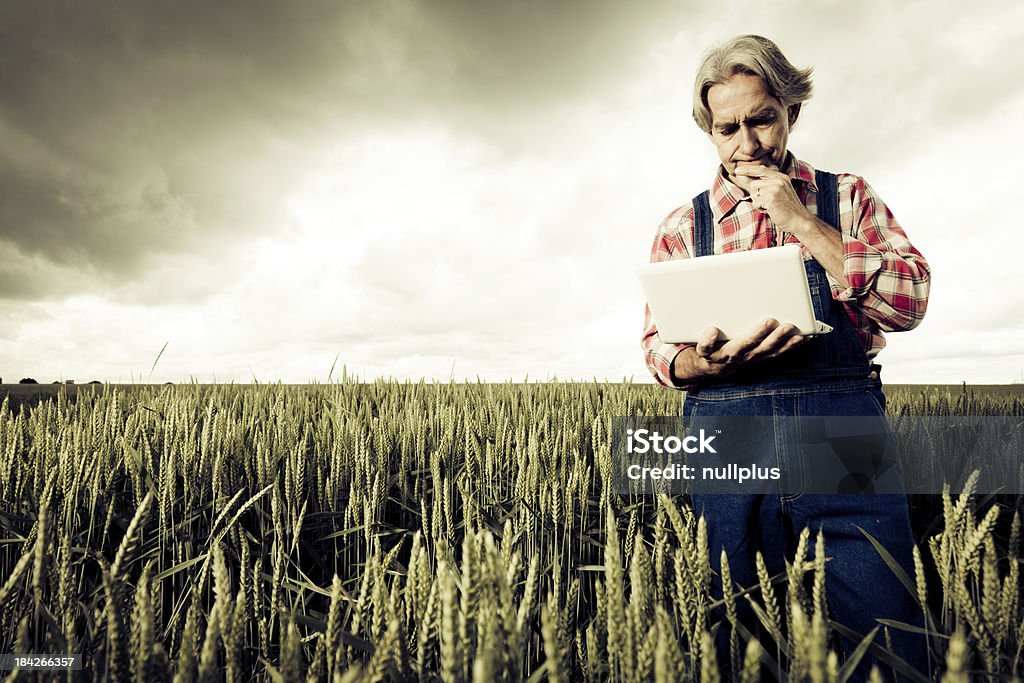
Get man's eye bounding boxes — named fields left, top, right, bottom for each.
left=719, top=127, right=737, bottom=136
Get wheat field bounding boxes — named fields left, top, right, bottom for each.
left=0, top=382, right=1021, bottom=681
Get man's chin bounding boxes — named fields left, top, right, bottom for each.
left=734, top=157, right=774, bottom=168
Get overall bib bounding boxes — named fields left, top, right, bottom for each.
left=684, top=171, right=928, bottom=681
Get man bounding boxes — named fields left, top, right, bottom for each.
left=641, top=35, right=931, bottom=680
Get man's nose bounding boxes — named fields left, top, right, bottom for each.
left=738, top=126, right=760, bottom=155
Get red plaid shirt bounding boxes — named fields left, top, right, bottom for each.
left=642, top=153, right=931, bottom=390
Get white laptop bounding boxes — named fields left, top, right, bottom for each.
left=636, top=244, right=833, bottom=344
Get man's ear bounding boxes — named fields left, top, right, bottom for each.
left=788, top=104, right=801, bottom=128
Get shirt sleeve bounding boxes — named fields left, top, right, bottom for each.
left=830, top=176, right=931, bottom=332
left=641, top=207, right=697, bottom=390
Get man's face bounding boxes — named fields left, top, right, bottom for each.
left=706, top=72, right=797, bottom=190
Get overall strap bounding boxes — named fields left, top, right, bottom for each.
left=692, top=190, right=714, bottom=257
left=814, top=169, right=840, bottom=231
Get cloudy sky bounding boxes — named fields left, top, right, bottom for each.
left=1, top=0, right=1022, bottom=384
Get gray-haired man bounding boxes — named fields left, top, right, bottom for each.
left=642, top=35, right=931, bottom=681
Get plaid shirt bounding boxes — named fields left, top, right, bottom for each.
left=642, top=153, right=931, bottom=390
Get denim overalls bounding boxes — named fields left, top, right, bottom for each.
left=684, top=171, right=928, bottom=681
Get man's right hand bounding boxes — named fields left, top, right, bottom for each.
left=671, top=318, right=806, bottom=385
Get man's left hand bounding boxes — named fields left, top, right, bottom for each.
left=734, top=164, right=813, bottom=233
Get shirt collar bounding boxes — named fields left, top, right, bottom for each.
left=709, top=152, right=818, bottom=223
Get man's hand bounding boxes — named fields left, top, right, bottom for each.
left=671, top=318, right=806, bottom=384
left=734, top=164, right=814, bottom=233
left=734, top=163, right=850, bottom=286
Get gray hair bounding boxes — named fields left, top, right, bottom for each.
left=692, top=35, right=814, bottom=133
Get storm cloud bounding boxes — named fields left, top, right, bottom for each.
left=0, top=0, right=678, bottom=298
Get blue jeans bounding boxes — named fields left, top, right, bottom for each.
left=686, top=382, right=929, bottom=682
